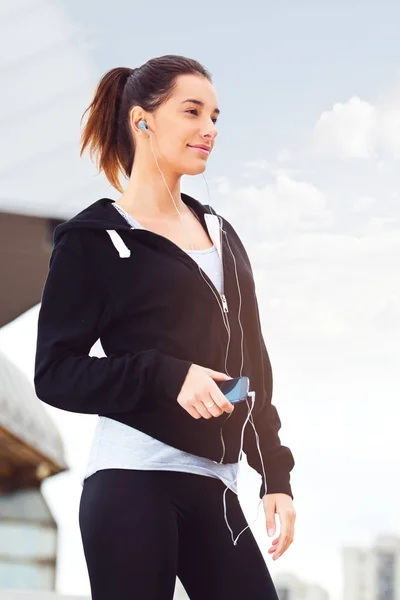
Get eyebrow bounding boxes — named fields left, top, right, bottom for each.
left=181, top=99, right=220, bottom=115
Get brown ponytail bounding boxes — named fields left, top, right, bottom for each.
left=80, top=67, right=133, bottom=194
left=80, top=56, right=212, bottom=194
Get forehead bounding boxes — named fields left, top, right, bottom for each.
left=171, top=73, right=218, bottom=106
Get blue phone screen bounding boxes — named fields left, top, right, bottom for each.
left=219, top=377, right=249, bottom=403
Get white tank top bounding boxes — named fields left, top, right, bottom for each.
left=82, top=203, right=239, bottom=492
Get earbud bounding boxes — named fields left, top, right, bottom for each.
left=138, top=119, right=150, bottom=135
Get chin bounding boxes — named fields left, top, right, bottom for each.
left=183, top=161, right=207, bottom=176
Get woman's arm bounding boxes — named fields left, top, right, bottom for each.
left=34, top=242, right=192, bottom=414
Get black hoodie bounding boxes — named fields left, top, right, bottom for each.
left=34, top=194, right=294, bottom=498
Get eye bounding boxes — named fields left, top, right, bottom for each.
left=186, top=109, right=218, bottom=124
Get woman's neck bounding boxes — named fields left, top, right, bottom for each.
left=118, top=164, right=187, bottom=219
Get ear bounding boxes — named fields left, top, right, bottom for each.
left=129, top=106, right=147, bottom=137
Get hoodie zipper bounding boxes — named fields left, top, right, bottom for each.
left=190, top=208, right=228, bottom=315
left=159, top=211, right=231, bottom=462
left=186, top=215, right=230, bottom=463
left=215, top=216, right=230, bottom=463
left=177, top=215, right=231, bottom=462
left=218, top=216, right=229, bottom=314
left=120, top=205, right=231, bottom=463
left=185, top=214, right=230, bottom=462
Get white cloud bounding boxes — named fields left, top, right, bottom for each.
left=312, top=96, right=377, bottom=159
left=351, top=195, right=377, bottom=212
left=210, top=175, right=231, bottom=195
left=214, top=170, right=333, bottom=239
left=244, top=158, right=272, bottom=170
left=251, top=227, right=400, bottom=353
left=362, top=215, right=399, bottom=235
left=378, top=104, right=400, bottom=158
left=276, top=149, right=293, bottom=163
left=310, top=93, right=400, bottom=161
left=242, top=153, right=297, bottom=180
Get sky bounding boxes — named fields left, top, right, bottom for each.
left=0, top=1, right=399, bottom=599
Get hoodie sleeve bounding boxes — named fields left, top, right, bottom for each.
left=244, top=327, right=295, bottom=499
left=220, top=216, right=295, bottom=499
left=34, top=242, right=193, bottom=414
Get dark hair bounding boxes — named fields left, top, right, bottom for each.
left=80, top=55, right=212, bottom=193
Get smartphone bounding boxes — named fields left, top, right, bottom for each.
left=217, top=376, right=250, bottom=404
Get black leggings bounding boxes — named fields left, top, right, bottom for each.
left=79, top=469, right=278, bottom=600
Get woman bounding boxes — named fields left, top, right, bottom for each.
left=34, top=54, right=296, bottom=600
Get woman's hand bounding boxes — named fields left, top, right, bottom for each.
left=177, top=364, right=234, bottom=419
left=263, top=493, right=296, bottom=560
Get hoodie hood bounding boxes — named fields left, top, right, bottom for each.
left=53, top=194, right=212, bottom=247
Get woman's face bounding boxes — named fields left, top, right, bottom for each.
left=146, top=74, right=219, bottom=176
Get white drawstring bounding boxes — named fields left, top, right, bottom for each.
left=105, top=230, right=131, bottom=258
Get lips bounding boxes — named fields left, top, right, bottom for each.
left=188, top=144, right=211, bottom=155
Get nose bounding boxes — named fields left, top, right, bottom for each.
left=203, top=121, right=218, bottom=141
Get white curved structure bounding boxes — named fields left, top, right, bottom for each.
left=0, top=351, right=67, bottom=482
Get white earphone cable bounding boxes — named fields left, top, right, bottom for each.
left=146, top=129, right=268, bottom=544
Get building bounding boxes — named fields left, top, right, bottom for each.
left=343, top=535, right=400, bottom=600
left=0, top=348, right=68, bottom=592
left=275, top=572, right=330, bottom=600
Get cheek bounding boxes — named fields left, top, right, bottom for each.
left=165, top=139, right=191, bottom=164
left=157, top=131, right=186, bottom=158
